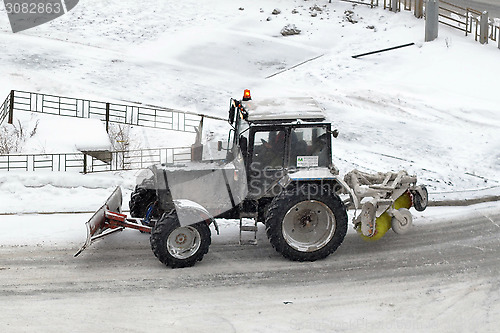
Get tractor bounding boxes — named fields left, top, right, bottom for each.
left=76, top=90, right=428, bottom=268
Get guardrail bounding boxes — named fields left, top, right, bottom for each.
left=0, top=147, right=193, bottom=173
left=1, top=90, right=205, bottom=133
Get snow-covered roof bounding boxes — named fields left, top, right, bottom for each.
left=243, top=97, right=326, bottom=122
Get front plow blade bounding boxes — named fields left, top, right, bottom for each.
left=74, top=186, right=123, bottom=257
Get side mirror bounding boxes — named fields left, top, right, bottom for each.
left=217, top=141, right=223, bottom=151
left=228, top=100, right=236, bottom=125
left=332, top=129, right=339, bottom=138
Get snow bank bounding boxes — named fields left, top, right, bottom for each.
left=0, top=171, right=137, bottom=214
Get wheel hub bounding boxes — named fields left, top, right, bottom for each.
left=282, top=200, right=336, bottom=252
left=298, top=212, right=316, bottom=228
left=166, top=226, right=202, bottom=260
left=175, top=233, right=187, bottom=245
left=391, top=208, right=413, bottom=235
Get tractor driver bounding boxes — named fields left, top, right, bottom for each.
left=258, top=130, right=286, bottom=168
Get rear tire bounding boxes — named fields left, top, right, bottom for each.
left=265, top=183, right=348, bottom=262
left=150, top=212, right=211, bottom=268
left=129, top=186, right=157, bottom=218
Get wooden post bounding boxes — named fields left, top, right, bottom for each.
left=83, top=153, right=87, bottom=174
left=105, top=102, right=110, bottom=132
left=8, top=90, right=14, bottom=124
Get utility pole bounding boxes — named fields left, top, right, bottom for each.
left=391, top=0, right=398, bottom=13
left=479, top=11, right=489, bottom=45
left=425, top=0, right=439, bottom=42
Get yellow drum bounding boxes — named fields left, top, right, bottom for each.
left=358, top=191, right=412, bottom=241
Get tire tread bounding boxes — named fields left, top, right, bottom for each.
left=265, top=183, right=348, bottom=262
left=150, top=212, right=211, bottom=268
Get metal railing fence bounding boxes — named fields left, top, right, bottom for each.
left=436, top=1, right=478, bottom=36
left=0, top=92, right=11, bottom=125
left=379, top=0, right=499, bottom=46
left=490, top=23, right=499, bottom=44
left=341, top=0, right=379, bottom=8
left=86, top=146, right=193, bottom=173
left=0, top=89, right=232, bottom=173
left=0, top=147, right=192, bottom=173
left=2, top=90, right=203, bottom=133
left=0, top=153, right=84, bottom=172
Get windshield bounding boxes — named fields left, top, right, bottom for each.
left=289, top=126, right=330, bottom=168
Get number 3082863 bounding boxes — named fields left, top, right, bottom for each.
left=5, top=2, right=62, bottom=14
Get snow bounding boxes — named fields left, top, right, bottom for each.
left=0, top=0, right=499, bottom=331
left=0, top=170, right=136, bottom=214
left=19, top=112, right=112, bottom=153
left=244, top=97, right=326, bottom=121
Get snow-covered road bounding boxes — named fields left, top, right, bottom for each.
left=1, top=202, right=499, bottom=332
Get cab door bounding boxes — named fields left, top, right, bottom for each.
left=247, top=127, right=288, bottom=198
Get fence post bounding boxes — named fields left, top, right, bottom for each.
left=83, top=153, right=87, bottom=174
left=390, top=0, right=398, bottom=12
left=415, top=0, right=424, bottom=18
left=105, top=102, right=110, bottom=132
left=479, top=11, right=489, bottom=44
left=425, top=0, right=439, bottom=42
left=8, top=90, right=14, bottom=124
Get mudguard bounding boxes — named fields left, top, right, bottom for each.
left=287, top=167, right=359, bottom=209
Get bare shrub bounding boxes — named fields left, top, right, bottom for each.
left=108, top=123, right=131, bottom=169
left=108, top=123, right=130, bottom=152
left=0, top=119, right=39, bottom=154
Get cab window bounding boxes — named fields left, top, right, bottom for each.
left=289, top=127, right=329, bottom=168
left=252, top=130, right=286, bottom=169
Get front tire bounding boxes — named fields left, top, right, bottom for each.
left=150, top=212, right=211, bottom=268
left=265, top=183, right=348, bottom=262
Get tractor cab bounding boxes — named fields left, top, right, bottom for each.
left=228, top=90, right=338, bottom=198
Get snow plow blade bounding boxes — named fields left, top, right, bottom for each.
left=74, top=186, right=124, bottom=257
